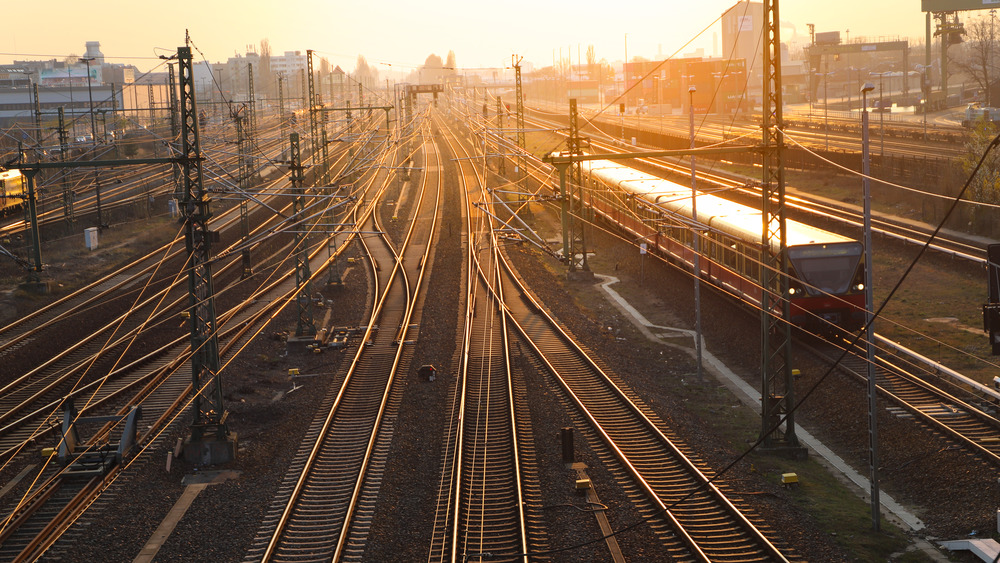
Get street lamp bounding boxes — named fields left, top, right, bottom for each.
left=824, top=68, right=831, bottom=150
left=915, top=64, right=931, bottom=141
left=847, top=67, right=856, bottom=111
left=860, top=81, right=880, bottom=533
left=689, top=85, right=703, bottom=379
left=79, top=56, right=103, bottom=230
left=869, top=72, right=887, bottom=157
left=79, top=57, right=97, bottom=144
left=623, top=33, right=628, bottom=102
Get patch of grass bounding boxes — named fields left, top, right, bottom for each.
left=764, top=454, right=915, bottom=560
left=1, top=214, right=179, bottom=308
left=687, top=394, right=921, bottom=561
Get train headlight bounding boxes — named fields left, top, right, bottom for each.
left=854, top=283, right=865, bottom=291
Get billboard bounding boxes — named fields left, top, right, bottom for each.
left=922, top=0, right=1000, bottom=11
left=815, top=31, right=841, bottom=45
left=39, top=65, right=101, bottom=86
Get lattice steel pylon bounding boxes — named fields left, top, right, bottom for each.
left=234, top=105, right=252, bottom=279
left=513, top=55, right=529, bottom=214
left=289, top=133, right=316, bottom=339
left=496, top=96, right=506, bottom=175
left=514, top=55, right=525, bottom=152
left=307, top=50, right=319, bottom=165
left=32, top=84, right=42, bottom=147
left=565, top=99, right=589, bottom=272
left=168, top=63, right=183, bottom=201
left=759, top=0, right=803, bottom=455
left=247, top=63, right=257, bottom=139
left=278, top=73, right=286, bottom=143
left=57, top=108, right=73, bottom=226
left=177, top=46, right=231, bottom=453
left=147, top=84, right=155, bottom=133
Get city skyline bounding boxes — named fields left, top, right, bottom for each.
left=0, top=1, right=968, bottom=76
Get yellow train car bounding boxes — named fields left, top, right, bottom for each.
left=0, top=169, right=25, bottom=215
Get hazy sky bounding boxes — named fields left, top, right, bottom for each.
left=1, top=1, right=943, bottom=75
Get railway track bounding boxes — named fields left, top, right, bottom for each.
left=520, top=109, right=988, bottom=265
left=527, top=101, right=965, bottom=159
left=449, top=94, right=790, bottom=561
left=0, top=115, right=386, bottom=558
left=245, top=114, right=439, bottom=562
left=517, top=107, right=1000, bottom=481
left=806, top=335, right=1000, bottom=467
left=426, top=113, right=534, bottom=562
left=0, top=155, right=315, bottom=462
left=496, top=251, right=788, bottom=561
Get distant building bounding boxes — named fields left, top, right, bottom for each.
left=9, top=39, right=137, bottom=90
left=271, top=51, right=307, bottom=78
left=623, top=57, right=748, bottom=114
left=84, top=41, right=105, bottom=65
left=721, top=2, right=764, bottom=91
left=0, top=42, right=166, bottom=142
left=210, top=50, right=261, bottom=101
left=0, top=66, right=31, bottom=88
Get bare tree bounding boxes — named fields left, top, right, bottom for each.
left=353, top=55, right=379, bottom=91
left=259, top=39, right=273, bottom=97
left=953, top=14, right=998, bottom=106
left=960, top=120, right=1000, bottom=234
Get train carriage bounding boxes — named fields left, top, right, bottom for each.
left=580, top=159, right=866, bottom=332
left=0, top=169, right=25, bottom=215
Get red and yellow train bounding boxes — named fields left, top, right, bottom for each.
left=580, top=159, right=866, bottom=332
left=0, top=169, right=25, bottom=215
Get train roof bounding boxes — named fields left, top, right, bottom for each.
left=581, top=159, right=856, bottom=250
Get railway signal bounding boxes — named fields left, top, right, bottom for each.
left=984, top=244, right=1000, bottom=355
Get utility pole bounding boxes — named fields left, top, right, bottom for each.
left=496, top=96, right=505, bottom=175
left=307, top=50, right=318, bottom=165
left=234, top=105, right=252, bottom=279
left=689, top=86, right=703, bottom=380
left=168, top=63, right=182, bottom=201
left=562, top=99, right=590, bottom=275
left=760, top=0, right=805, bottom=457
left=861, top=81, right=881, bottom=532
left=177, top=45, right=234, bottom=464
left=278, top=73, right=287, bottom=147
left=57, top=108, right=73, bottom=226
left=19, top=167, right=43, bottom=285
left=32, top=84, right=42, bottom=147
left=513, top=55, right=527, bottom=212
left=289, top=133, right=316, bottom=341
left=147, top=84, right=156, bottom=139
left=300, top=68, right=307, bottom=112
left=248, top=63, right=257, bottom=139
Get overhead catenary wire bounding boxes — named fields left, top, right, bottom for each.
left=500, top=127, right=1000, bottom=560
left=780, top=126, right=1000, bottom=209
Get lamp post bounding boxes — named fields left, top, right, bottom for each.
left=870, top=72, right=886, bottom=157
left=915, top=64, right=930, bottom=141
left=824, top=68, right=830, bottom=150
left=79, top=57, right=97, bottom=144
left=861, top=81, right=880, bottom=532
left=80, top=56, right=104, bottom=230
left=689, top=85, right=703, bottom=379
left=623, top=32, right=628, bottom=103
left=847, top=67, right=854, bottom=111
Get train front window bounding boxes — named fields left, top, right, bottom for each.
left=787, top=243, right=863, bottom=296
